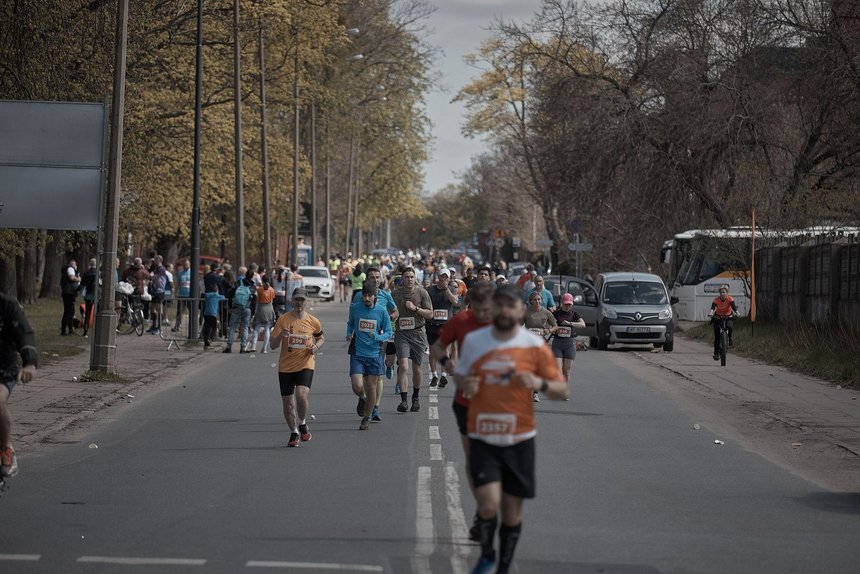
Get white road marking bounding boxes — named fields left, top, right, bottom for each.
left=246, top=561, right=383, bottom=571
left=77, top=556, right=206, bottom=566
left=429, top=394, right=438, bottom=403
left=0, top=554, right=41, bottom=561
left=428, top=406, right=439, bottom=420
left=430, top=443, right=443, bottom=461
left=445, top=463, right=472, bottom=574
left=429, top=426, right=441, bottom=440
left=412, top=466, right=435, bottom=574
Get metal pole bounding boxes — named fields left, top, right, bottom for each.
left=90, top=0, right=129, bottom=372
left=233, top=0, right=245, bottom=268
left=386, top=219, right=391, bottom=249
left=310, top=102, right=317, bottom=263
left=259, top=25, right=271, bottom=268
left=291, top=25, right=300, bottom=267
left=324, top=122, right=331, bottom=261
left=345, top=132, right=355, bottom=255
left=188, top=0, right=204, bottom=340
left=354, top=139, right=361, bottom=256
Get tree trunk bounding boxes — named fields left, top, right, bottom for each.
left=40, top=230, right=64, bottom=299
left=16, top=232, right=38, bottom=304
left=0, top=258, right=17, bottom=300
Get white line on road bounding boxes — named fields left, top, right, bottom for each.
left=429, top=394, right=438, bottom=403
left=413, top=466, right=435, bottom=574
left=430, top=443, right=443, bottom=461
left=0, top=554, right=41, bottom=561
left=445, top=463, right=472, bottom=572
left=77, top=556, right=207, bottom=566
left=428, top=406, right=439, bottom=420
left=246, top=561, right=383, bottom=571
left=429, top=425, right=441, bottom=440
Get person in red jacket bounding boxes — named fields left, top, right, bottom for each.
left=708, top=285, right=738, bottom=360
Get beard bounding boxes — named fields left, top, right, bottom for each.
left=494, top=314, right=518, bottom=331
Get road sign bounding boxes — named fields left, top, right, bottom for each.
left=494, top=237, right=505, bottom=249
left=568, top=242, right=593, bottom=252
left=535, top=239, right=553, bottom=247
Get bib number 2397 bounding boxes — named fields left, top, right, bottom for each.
left=399, top=317, right=416, bottom=330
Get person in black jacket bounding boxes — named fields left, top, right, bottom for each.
left=60, top=259, right=81, bottom=336
left=80, top=258, right=98, bottom=337
left=0, top=292, right=38, bottom=481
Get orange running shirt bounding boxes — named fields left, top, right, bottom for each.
left=271, top=312, right=323, bottom=373
left=712, top=295, right=735, bottom=316
left=455, top=326, right=562, bottom=446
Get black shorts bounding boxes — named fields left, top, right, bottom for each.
left=0, top=378, right=15, bottom=395
left=385, top=341, right=396, bottom=356
left=278, top=369, right=314, bottom=396
left=426, top=324, right=442, bottom=346
left=469, top=438, right=536, bottom=499
left=151, top=293, right=165, bottom=304
left=452, top=400, right=468, bottom=436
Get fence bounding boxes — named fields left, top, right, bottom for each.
left=755, top=235, right=860, bottom=329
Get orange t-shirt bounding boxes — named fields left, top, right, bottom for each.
left=271, top=312, right=323, bottom=373
left=256, top=285, right=275, bottom=304
left=455, top=326, right=562, bottom=445
left=712, top=295, right=735, bottom=316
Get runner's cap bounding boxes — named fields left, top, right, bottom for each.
left=561, top=293, right=574, bottom=304
left=292, top=288, right=308, bottom=300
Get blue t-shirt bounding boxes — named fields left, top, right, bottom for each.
left=524, top=288, right=556, bottom=309
left=204, top=291, right=225, bottom=317
left=178, top=269, right=191, bottom=298
left=352, top=288, right=396, bottom=312
left=347, top=301, right=393, bottom=358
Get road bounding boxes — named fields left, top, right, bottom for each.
left=1, top=301, right=859, bottom=573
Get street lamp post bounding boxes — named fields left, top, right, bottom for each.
left=291, top=25, right=300, bottom=267
left=233, top=0, right=245, bottom=268
left=258, top=25, right=271, bottom=268
left=188, top=0, right=204, bottom=340
left=310, top=102, right=317, bottom=263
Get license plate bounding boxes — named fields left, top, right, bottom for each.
left=307, top=286, right=319, bottom=293
left=628, top=327, right=651, bottom=333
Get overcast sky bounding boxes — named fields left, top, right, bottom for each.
left=422, top=1, right=542, bottom=195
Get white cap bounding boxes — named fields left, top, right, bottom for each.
left=437, top=268, right=450, bottom=277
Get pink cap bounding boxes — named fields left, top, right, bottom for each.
left=561, top=293, right=574, bottom=304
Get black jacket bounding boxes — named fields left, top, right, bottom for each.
left=0, top=292, right=38, bottom=381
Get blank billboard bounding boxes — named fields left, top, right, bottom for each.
left=0, top=100, right=105, bottom=231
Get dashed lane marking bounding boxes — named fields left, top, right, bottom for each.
left=246, top=561, right=383, bottom=571
left=77, top=556, right=206, bottom=566
left=428, top=406, right=439, bottom=420
left=429, top=394, right=438, bottom=403
left=0, top=554, right=41, bottom=561
left=445, top=463, right=471, bottom=574
left=429, top=426, right=441, bottom=440
left=430, top=443, right=443, bottom=461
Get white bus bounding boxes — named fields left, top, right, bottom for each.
left=662, top=226, right=860, bottom=322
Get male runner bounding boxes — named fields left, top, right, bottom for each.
left=429, top=282, right=495, bottom=541
left=0, top=292, right=37, bottom=487
left=270, top=288, right=324, bottom=447
left=426, top=268, right=459, bottom=388
left=454, top=284, right=568, bottom=574
left=347, top=284, right=392, bottom=430
left=392, top=267, right=433, bottom=412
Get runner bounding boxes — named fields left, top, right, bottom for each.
left=269, top=288, right=325, bottom=447
left=347, top=283, right=393, bottom=430
left=426, top=268, right=458, bottom=388
left=551, top=293, right=585, bottom=385
left=523, top=291, right=558, bottom=402
left=429, top=282, right=495, bottom=541
left=391, top=267, right=433, bottom=412
left=454, top=284, right=568, bottom=574
left=523, top=275, right=556, bottom=311
left=0, top=292, right=38, bottom=484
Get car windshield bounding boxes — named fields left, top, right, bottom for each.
left=603, top=281, right=668, bottom=305
left=300, top=268, right=329, bottom=278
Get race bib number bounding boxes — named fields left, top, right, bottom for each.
left=287, top=334, right=309, bottom=350
left=433, top=309, right=449, bottom=322
left=556, top=326, right=572, bottom=338
left=529, top=328, right=544, bottom=337
left=476, top=413, right=516, bottom=441
left=358, top=319, right=377, bottom=334
left=398, top=317, right=416, bottom=330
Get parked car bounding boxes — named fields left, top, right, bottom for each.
left=590, top=272, right=676, bottom=351
left=297, top=266, right=334, bottom=301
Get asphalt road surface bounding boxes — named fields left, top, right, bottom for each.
left=2, top=301, right=859, bottom=573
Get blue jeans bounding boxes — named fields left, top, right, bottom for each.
left=227, top=306, right=251, bottom=348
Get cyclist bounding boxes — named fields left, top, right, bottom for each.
left=708, top=285, right=737, bottom=361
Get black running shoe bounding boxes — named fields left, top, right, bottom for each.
left=359, top=417, right=370, bottom=431
left=410, top=398, right=420, bottom=412
left=430, top=375, right=438, bottom=388
left=356, top=395, right=366, bottom=417
left=438, top=375, right=448, bottom=388
left=299, top=424, right=312, bottom=442
left=469, top=514, right=481, bottom=542
left=397, top=400, right=409, bottom=412
left=287, top=433, right=300, bottom=447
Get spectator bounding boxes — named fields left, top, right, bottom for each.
left=60, top=259, right=81, bottom=336
left=202, top=286, right=225, bottom=349
left=173, top=259, right=192, bottom=332
left=148, top=255, right=169, bottom=334
left=248, top=276, right=275, bottom=353
left=80, top=258, right=97, bottom=337
left=286, top=265, right=305, bottom=302
left=223, top=269, right=256, bottom=353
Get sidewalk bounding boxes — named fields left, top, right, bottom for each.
left=633, top=335, right=860, bottom=457
left=10, top=330, right=208, bottom=450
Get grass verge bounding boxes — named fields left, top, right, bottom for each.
left=23, top=299, right=89, bottom=364
left=684, top=318, right=860, bottom=388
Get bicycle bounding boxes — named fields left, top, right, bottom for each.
left=713, top=314, right=733, bottom=366
left=117, top=293, right=145, bottom=336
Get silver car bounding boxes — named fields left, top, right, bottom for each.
left=591, top=272, right=675, bottom=351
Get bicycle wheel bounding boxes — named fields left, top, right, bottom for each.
left=720, top=329, right=728, bottom=366
left=133, top=309, right=145, bottom=336
left=117, top=306, right=135, bottom=335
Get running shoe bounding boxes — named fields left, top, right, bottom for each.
left=0, top=477, right=7, bottom=498
left=394, top=383, right=401, bottom=395
left=0, top=446, right=18, bottom=478
left=532, top=392, right=540, bottom=403
left=287, top=433, right=300, bottom=447
left=397, top=400, right=409, bottom=412
left=222, top=347, right=232, bottom=353
left=386, top=365, right=393, bottom=379
left=439, top=375, right=448, bottom=389
left=470, top=556, right=497, bottom=574
left=371, top=406, right=382, bottom=422
left=430, top=375, right=438, bottom=388
left=299, top=424, right=312, bottom=442
left=411, top=398, right=420, bottom=412
left=359, top=416, right=370, bottom=431
left=713, top=353, right=720, bottom=361
left=356, top=395, right=367, bottom=417
left=469, top=514, right=481, bottom=542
